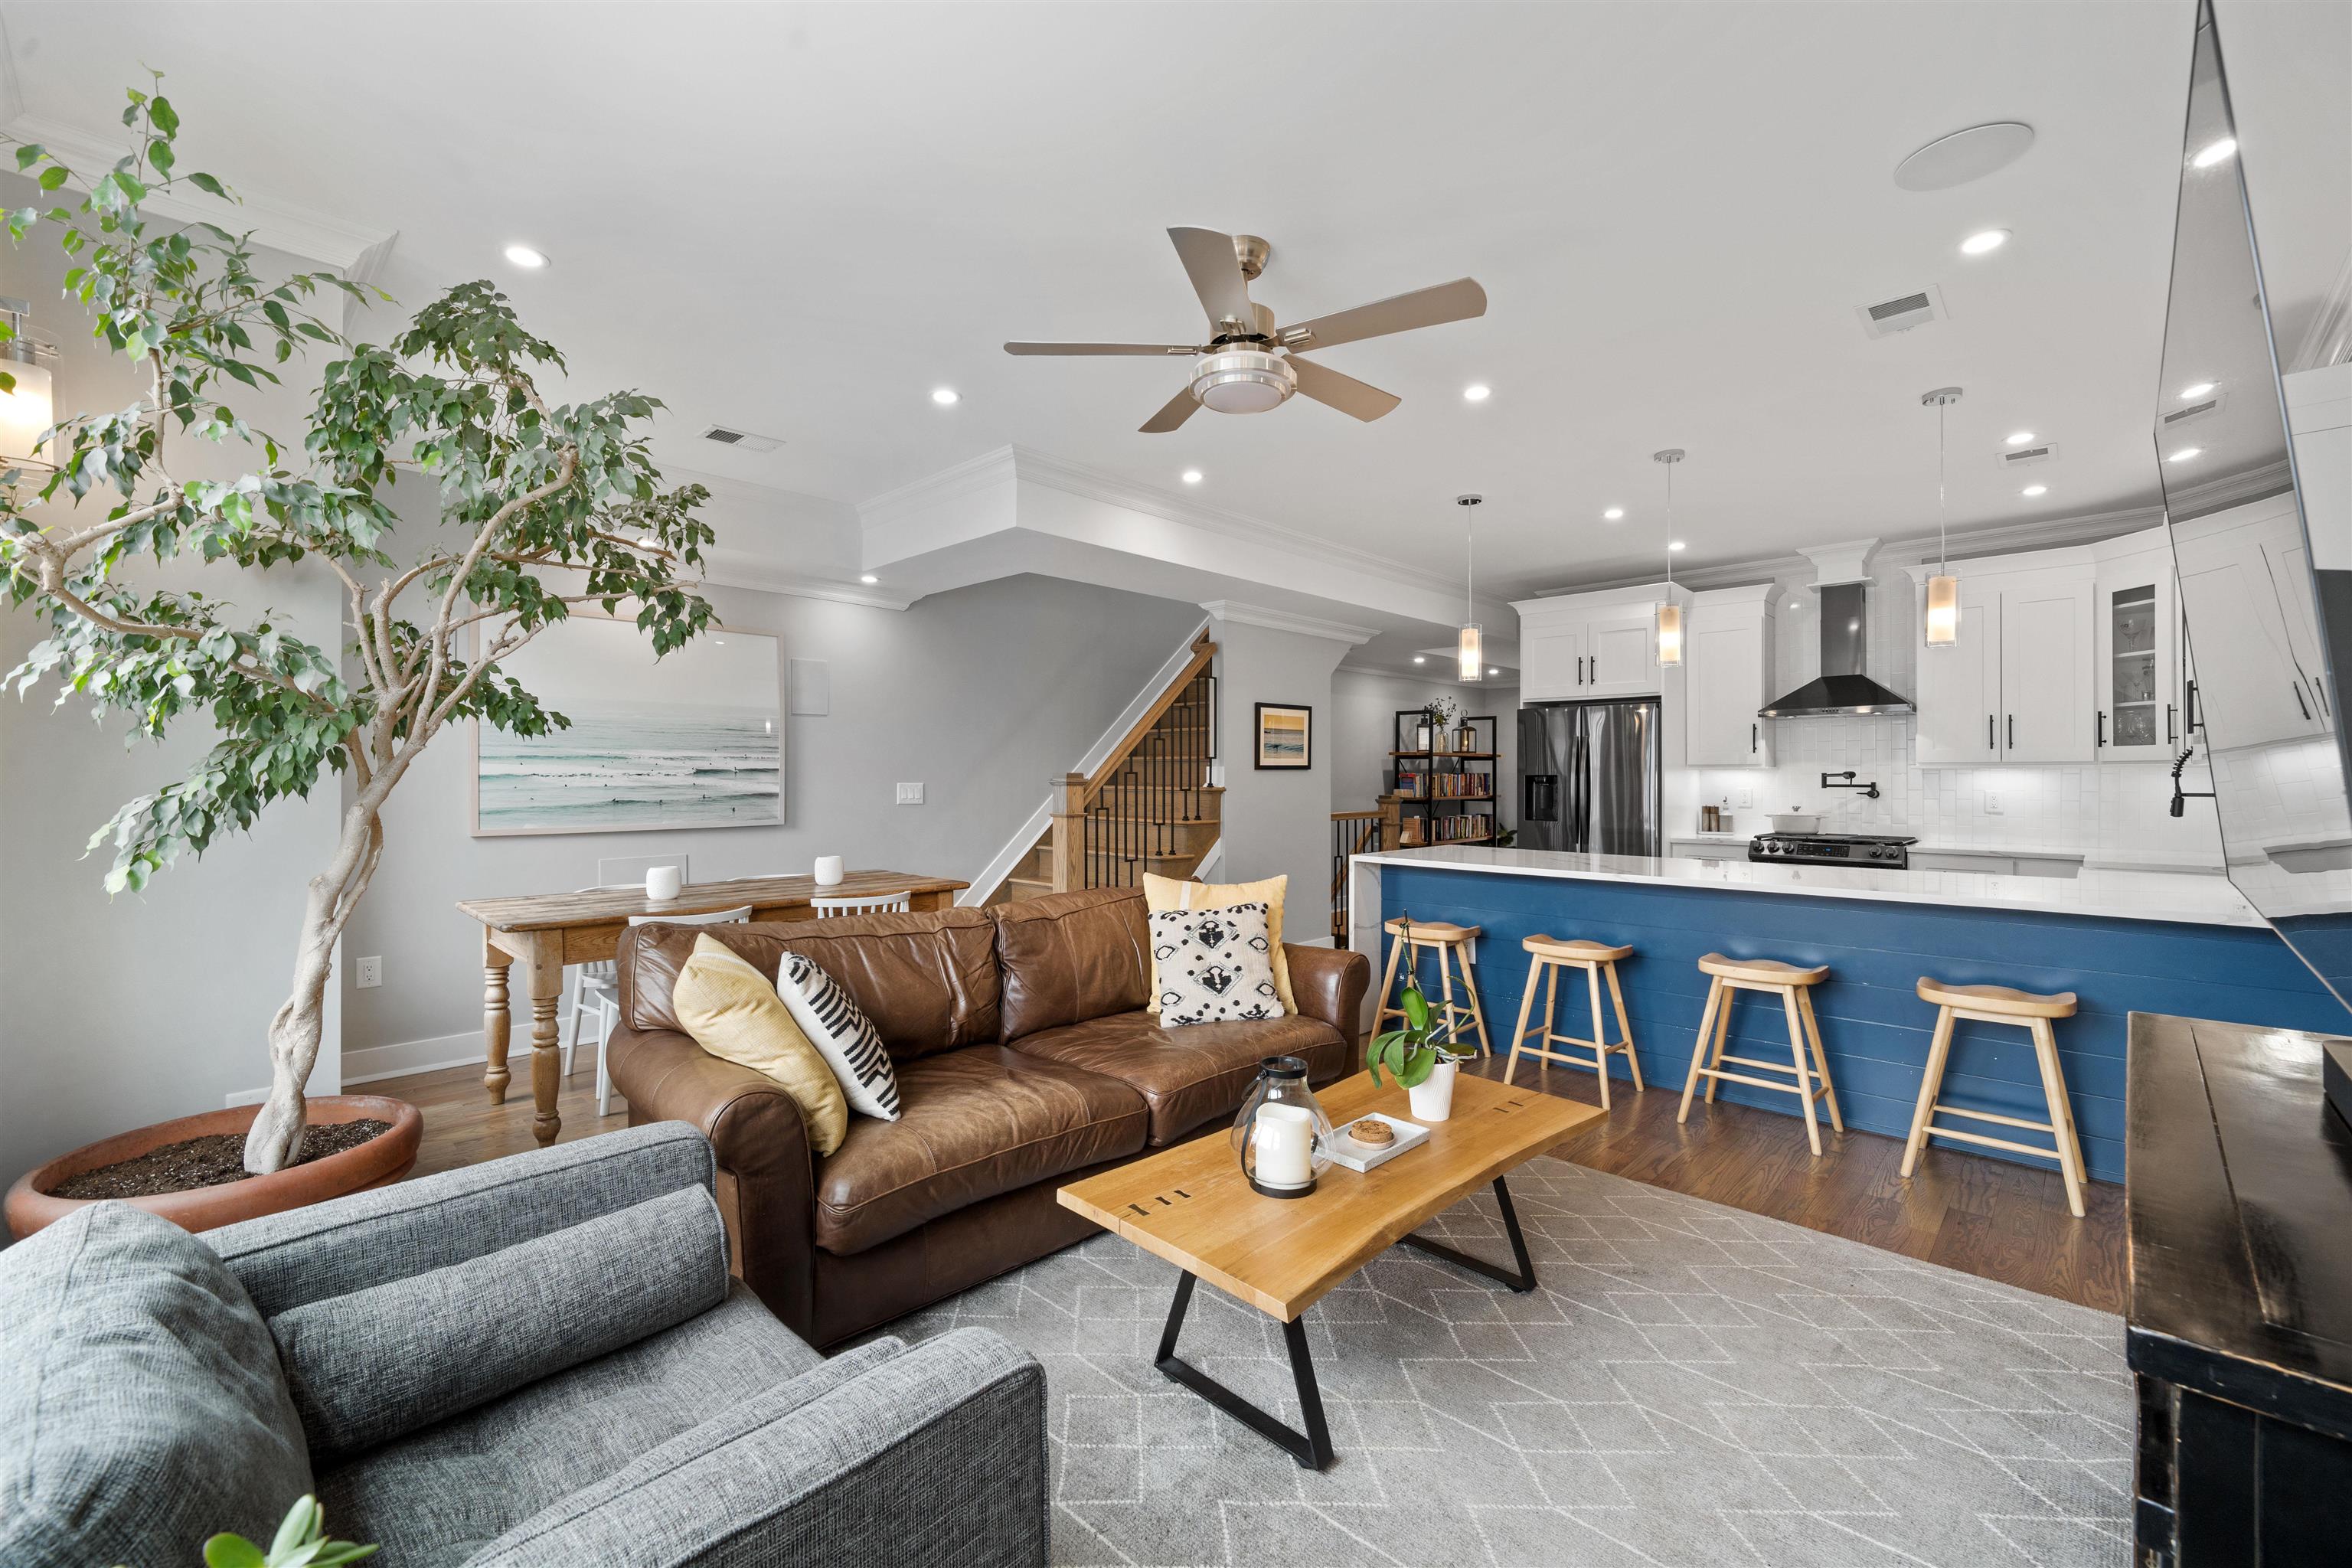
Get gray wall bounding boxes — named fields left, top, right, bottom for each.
left=0, top=178, right=348, bottom=1188
left=341, top=572, right=1200, bottom=1076
left=1208, top=617, right=1354, bottom=946
left=1330, top=668, right=1521, bottom=834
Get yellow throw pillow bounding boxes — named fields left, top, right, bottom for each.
left=1143, top=872, right=1297, bottom=1015
left=671, top=934, right=850, bottom=1157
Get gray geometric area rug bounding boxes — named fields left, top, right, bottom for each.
left=891, top=1155, right=2132, bottom=1568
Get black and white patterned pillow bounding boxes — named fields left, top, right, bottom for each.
left=1150, top=901, right=1282, bottom=1026
left=774, top=952, right=902, bottom=1121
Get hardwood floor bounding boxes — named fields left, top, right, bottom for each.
left=376, top=1038, right=2126, bottom=1315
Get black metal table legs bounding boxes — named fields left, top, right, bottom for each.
left=1152, top=1175, right=1535, bottom=1471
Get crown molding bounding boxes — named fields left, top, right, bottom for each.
left=1198, top=599, right=1379, bottom=645
left=696, top=547, right=915, bottom=609
left=854, top=444, right=1019, bottom=522
left=2165, top=460, right=2295, bottom=522
left=2, top=112, right=397, bottom=273
left=1527, top=502, right=2168, bottom=599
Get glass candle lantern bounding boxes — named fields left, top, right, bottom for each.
left=1230, top=1056, right=1334, bottom=1199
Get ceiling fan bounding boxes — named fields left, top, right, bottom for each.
left=1003, top=227, right=1487, bottom=434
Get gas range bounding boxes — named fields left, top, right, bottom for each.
left=1749, top=831, right=1918, bottom=869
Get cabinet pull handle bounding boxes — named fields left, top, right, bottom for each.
left=1751, top=722, right=1759, bottom=754
left=1591, top=653, right=1599, bottom=683
left=2294, top=681, right=2312, bottom=721
left=2007, top=714, right=2015, bottom=750
left=1575, top=656, right=1584, bottom=684
left=2317, top=676, right=2331, bottom=718
left=1988, top=714, right=1994, bottom=751
left=2167, top=703, right=2177, bottom=744
left=2096, top=710, right=2106, bottom=747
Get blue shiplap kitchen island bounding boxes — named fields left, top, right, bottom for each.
left=1348, top=846, right=2347, bottom=1184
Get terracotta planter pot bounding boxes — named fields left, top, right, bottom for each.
left=5, top=1095, right=422, bottom=1240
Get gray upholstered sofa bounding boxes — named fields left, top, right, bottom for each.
left=0, top=1122, right=1048, bottom=1567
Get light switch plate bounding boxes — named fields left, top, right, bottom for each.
left=1737, top=788, right=1754, bottom=809
left=896, top=782, right=925, bottom=805
left=356, top=956, right=383, bottom=989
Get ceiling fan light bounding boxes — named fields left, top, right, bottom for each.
left=1191, top=348, right=1295, bottom=414
left=1456, top=623, right=1485, bottom=682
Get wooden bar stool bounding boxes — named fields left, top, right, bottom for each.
left=1504, top=936, right=1642, bottom=1106
left=1376, top=918, right=1493, bottom=1056
left=1903, top=978, right=2088, bottom=1217
left=1677, top=953, right=1843, bottom=1155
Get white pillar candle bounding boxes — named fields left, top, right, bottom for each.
left=645, top=865, right=682, bottom=902
left=1253, top=1104, right=1315, bottom=1188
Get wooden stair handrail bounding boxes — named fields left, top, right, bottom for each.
left=1083, top=634, right=1215, bottom=800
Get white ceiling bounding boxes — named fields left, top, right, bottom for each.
left=2, top=1, right=2345, bottom=606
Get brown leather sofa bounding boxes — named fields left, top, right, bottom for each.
left=609, top=886, right=1370, bottom=1348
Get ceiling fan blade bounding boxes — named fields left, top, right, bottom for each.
left=1288, top=355, right=1402, bottom=423
left=1167, top=227, right=1257, bottom=332
left=1138, top=386, right=1200, bottom=434
left=1279, top=278, right=1488, bottom=352
left=1003, top=341, right=1200, bottom=356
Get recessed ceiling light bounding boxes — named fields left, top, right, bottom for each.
left=1602, top=507, right=1625, bottom=521
left=1959, top=228, right=2011, bottom=256
left=2168, top=447, right=2203, bottom=462
left=1486, top=666, right=1500, bottom=676
left=859, top=573, right=880, bottom=585
left=2191, top=137, right=2237, bottom=169
left=635, top=534, right=660, bottom=548
left=1462, top=384, right=1491, bottom=403
left=2179, top=381, right=2216, bottom=400
left=930, top=387, right=959, bottom=406
left=2021, top=484, right=2047, bottom=497
left=2006, top=430, right=2036, bottom=446
left=1181, top=469, right=1203, bottom=485
left=503, top=244, right=548, bottom=269
left=1413, top=655, right=1426, bottom=665
left=1669, top=541, right=1687, bottom=552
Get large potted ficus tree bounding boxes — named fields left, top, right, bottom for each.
left=0, top=79, right=717, bottom=1235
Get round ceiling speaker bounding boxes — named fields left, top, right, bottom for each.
left=1893, top=122, right=2035, bottom=191
left=1191, top=348, right=1295, bottom=414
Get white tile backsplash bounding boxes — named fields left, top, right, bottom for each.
left=1681, top=713, right=2225, bottom=869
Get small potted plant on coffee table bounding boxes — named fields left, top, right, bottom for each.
left=1365, top=953, right=1468, bottom=1122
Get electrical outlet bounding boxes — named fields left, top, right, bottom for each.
left=1984, top=791, right=2004, bottom=815
left=896, top=782, right=925, bottom=805
left=355, top=956, right=383, bottom=989
left=1737, top=788, right=1754, bottom=809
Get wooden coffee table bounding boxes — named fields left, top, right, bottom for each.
left=1058, top=1071, right=1601, bottom=1469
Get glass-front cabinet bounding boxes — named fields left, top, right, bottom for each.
left=2093, top=540, right=2183, bottom=760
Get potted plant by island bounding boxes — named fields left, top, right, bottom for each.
left=1, top=81, right=717, bottom=1236
left=1365, top=932, right=1469, bottom=1122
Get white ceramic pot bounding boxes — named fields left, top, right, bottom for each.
left=813, top=855, right=845, bottom=887
left=645, top=864, right=683, bottom=902
left=1407, top=1059, right=1459, bottom=1122
left=1769, top=813, right=1822, bottom=834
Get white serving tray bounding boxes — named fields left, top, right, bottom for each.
left=1325, top=1112, right=1431, bottom=1172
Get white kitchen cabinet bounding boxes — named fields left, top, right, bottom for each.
left=1511, top=587, right=1677, bottom=702
left=1906, top=560, right=2094, bottom=765
left=2093, top=540, right=2185, bottom=760
left=1685, top=585, right=1775, bottom=766
left=2172, top=493, right=2330, bottom=750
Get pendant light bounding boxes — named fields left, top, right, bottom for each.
left=0, top=298, right=57, bottom=475
left=1455, top=493, right=1484, bottom=682
left=1652, top=449, right=1684, bottom=667
left=1921, top=387, right=1963, bottom=648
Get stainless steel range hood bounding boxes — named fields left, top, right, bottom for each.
left=1759, top=580, right=1915, bottom=717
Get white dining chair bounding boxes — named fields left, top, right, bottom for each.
left=812, top=892, right=912, bottom=918
left=570, top=903, right=755, bottom=1116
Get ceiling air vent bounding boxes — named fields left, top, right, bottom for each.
left=1995, top=442, right=2061, bottom=470
left=2162, top=392, right=2226, bottom=428
left=1854, top=284, right=1949, bottom=340
left=700, top=423, right=782, bottom=452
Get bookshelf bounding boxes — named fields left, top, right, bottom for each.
left=1389, top=711, right=1499, bottom=846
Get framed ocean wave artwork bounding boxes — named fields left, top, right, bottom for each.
left=471, top=616, right=784, bottom=836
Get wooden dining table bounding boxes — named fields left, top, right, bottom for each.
left=457, top=869, right=968, bottom=1145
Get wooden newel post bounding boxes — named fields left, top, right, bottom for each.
left=1378, top=792, right=1403, bottom=851
left=1050, top=771, right=1089, bottom=893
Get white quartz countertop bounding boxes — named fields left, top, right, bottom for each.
left=1354, top=844, right=2267, bottom=928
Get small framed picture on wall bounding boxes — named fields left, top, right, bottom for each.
left=1253, top=702, right=1312, bottom=770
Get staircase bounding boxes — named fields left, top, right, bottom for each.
left=985, top=634, right=1221, bottom=904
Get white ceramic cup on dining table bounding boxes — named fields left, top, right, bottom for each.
left=645, top=864, right=683, bottom=903
left=813, top=855, right=845, bottom=887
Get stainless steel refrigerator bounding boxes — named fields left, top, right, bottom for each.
left=1517, top=700, right=1661, bottom=855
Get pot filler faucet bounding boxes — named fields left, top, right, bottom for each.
left=1820, top=771, right=1881, bottom=800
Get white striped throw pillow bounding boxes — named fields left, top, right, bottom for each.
left=775, top=952, right=902, bottom=1122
